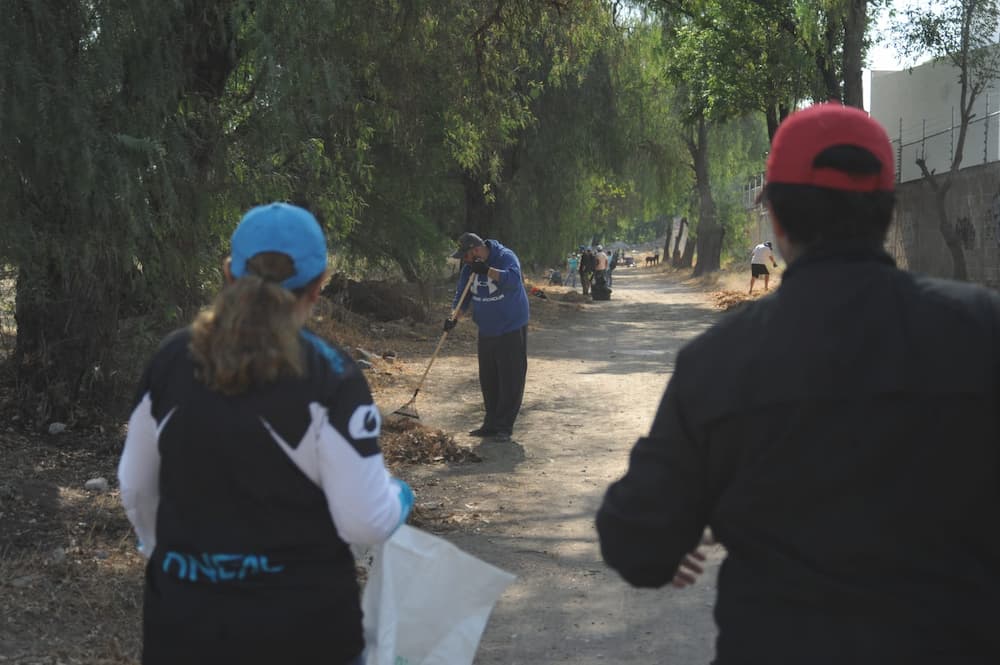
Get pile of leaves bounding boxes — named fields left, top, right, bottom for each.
left=557, top=290, right=589, bottom=303
left=711, top=290, right=756, bottom=312
left=380, top=418, right=482, bottom=466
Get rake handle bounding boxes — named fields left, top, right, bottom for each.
left=410, top=271, right=477, bottom=398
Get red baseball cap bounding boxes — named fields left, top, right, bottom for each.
left=766, top=103, right=895, bottom=192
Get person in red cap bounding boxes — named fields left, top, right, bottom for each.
left=597, top=103, right=1000, bottom=664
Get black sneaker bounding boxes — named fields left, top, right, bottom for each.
left=491, top=431, right=512, bottom=442
left=468, top=427, right=497, bottom=437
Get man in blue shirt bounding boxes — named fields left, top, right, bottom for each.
left=445, top=233, right=530, bottom=442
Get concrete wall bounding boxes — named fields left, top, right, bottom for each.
left=888, top=161, right=1000, bottom=286
left=870, top=62, right=1000, bottom=183
left=740, top=162, right=1000, bottom=287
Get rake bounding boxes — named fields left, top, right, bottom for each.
left=391, top=271, right=477, bottom=421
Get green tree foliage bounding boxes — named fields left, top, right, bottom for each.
left=710, top=115, right=772, bottom=259
left=605, top=20, right=691, bottom=247
left=2, top=1, right=243, bottom=423
left=644, top=0, right=777, bottom=274
left=639, top=0, right=886, bottom=275
left=2, top=0, right=698, bottom=423
left=2, top=0, right=811, bottom=423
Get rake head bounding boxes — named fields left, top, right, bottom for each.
left=391, top=403, right=420, bottom=421
left=390, top=390, right=421, bottom=421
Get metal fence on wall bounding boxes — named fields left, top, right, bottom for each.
left=742, top=103, right=1000, bottom=190
left=740, top=163, right=1000, bottom=285
left=742, top=174, right=771, bottom=250
left=891, top=101, right=1000, bottom=183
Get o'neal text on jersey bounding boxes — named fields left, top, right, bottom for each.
left=162, top=551, right=285, bottom=583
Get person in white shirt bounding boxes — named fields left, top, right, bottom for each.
left=749, top=241, right=779, bottom=294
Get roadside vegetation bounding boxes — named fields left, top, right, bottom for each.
left=2, top=1, right=993, bottom=659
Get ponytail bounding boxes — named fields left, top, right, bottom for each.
left=190, top=252, right=312, bottom=394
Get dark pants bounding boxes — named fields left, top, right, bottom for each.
left=478, top=326, right=527, bottom=434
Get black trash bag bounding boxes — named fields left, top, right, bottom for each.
left=591, top=272, right=612, bottom=301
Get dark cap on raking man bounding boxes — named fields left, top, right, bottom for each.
left=230, top=202, right=328, bottom=290
left=765, top=103, right=895, bottom=193
left=451, top=232, right=486, bottom=259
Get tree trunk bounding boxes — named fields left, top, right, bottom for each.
left=13, top=251, right=123, bottom=426
left=689, top=118, right=722, bottom=276
left=663, top=217, right=673, bottom=257
left=678, top=232, right=695, bottom=268
left=916, top=161, right=968, bottom=281
left=765, top=104, right=780, bottom=141
left=671, top=217, right=688, bottom=266
left=393, top=252, right=421, bottom=283
left=694, top=225, right=724, bottom=276
left=932, top=186, right=968, bottom=281
left=816, top=13, right=843, bottom=103
left=463, top=171, right=495, bottom=237
left=841, top=0, right=867, bottom=109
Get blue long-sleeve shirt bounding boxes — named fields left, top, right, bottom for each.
left=451, top=239, right=530, bottom=337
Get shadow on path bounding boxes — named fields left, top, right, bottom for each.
left=398, top=268, right=725, bottom=665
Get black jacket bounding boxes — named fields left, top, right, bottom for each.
left=597, top=246, right=1000, bottom=665
left=121, top=328, right=403, bottom=665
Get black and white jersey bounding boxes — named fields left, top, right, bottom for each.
left=118, top=327, right=403, bottom=664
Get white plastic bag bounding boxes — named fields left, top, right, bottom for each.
left=362, top=525, right=515, bottom=665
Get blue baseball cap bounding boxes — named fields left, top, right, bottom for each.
left=230, top=203, right=328, bottom=290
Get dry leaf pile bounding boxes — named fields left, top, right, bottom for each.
left=381, top=418, right=482, bottom=466
left=711, top=290, right=756, bottom=312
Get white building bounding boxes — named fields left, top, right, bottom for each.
left=870, top=58, right=1000, bottom=183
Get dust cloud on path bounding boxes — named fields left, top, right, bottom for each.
left=395, top=268, right=725, bottom=665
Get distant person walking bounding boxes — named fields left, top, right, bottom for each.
left=748, top=241, right=778, bottom=293
left=565, top=253, right=579, bottom=288
left=607, top=249, right=619, bottom=287
left=119, top=203, right=412, bottom=665
left=579, top=246, right=595, bottom=296
left=445, top=232, right=530, bottom=442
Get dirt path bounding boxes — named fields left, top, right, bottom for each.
left=391, top=269, right=727, bottom=664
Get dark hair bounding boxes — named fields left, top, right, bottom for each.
left=764, top=145, right=895, bottom=247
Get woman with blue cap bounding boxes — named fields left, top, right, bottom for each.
left=118, top=203, right=412, bottom=665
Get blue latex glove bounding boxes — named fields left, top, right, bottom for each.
left=391, top=478, right=414, bottom=529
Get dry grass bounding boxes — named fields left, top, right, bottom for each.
left=0, top=427, right=143, bottom=662
left=0, top=418, right=487, bottom=664
left=677, top=264, right=785, bottom=312
left=0, top=544, right=143, bottom=664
